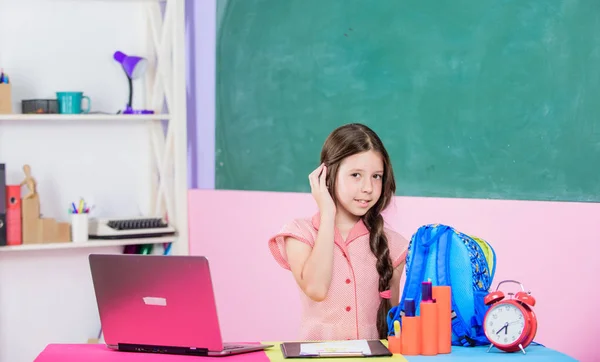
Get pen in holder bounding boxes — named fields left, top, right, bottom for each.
left=69, top=198, right=90, bottom=243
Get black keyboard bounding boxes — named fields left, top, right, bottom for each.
left=107, top=218, right=168, bottom=230
left=88, top=216, right=176, bottom=239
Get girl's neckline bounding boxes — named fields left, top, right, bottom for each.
left=311, top=212, right=369, bottom=245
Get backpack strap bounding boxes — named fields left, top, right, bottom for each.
left=395, top=225, right=437, bottom=333
left=437, top=229, right=491, bottom=346
left=471, top=290, right=493, bottom=345
left=386, top=304, right=402, bottom=336
left=399, top=225, right=437, bottom=306
left=435, top=227, right=471, bottom=345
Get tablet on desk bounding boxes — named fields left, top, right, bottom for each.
left=280, top=339, right=392, bottom=358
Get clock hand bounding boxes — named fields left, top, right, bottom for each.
left=496, top=324, right=508, bottom=335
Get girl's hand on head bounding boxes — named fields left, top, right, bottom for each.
left=308, top=163, right=336, bottom=217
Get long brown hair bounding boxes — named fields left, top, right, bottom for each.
left=320, top=123, right=397, bottom=339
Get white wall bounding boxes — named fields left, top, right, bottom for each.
left=0, top=1, right=159, bottom=361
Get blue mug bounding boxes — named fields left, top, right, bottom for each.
left=56, top=92, right=91, bottom=114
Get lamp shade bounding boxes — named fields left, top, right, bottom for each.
left=113, top=51, right=147, bottom=79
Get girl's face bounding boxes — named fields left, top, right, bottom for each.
left=334, top=150, right=384, bottom=221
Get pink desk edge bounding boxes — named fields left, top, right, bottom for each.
left=34, top=344, right=271, bottom=362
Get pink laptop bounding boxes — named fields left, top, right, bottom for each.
left=88, top=254, right=272, bottom=357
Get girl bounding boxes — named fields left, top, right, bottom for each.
left=268, top=123, right=409, bottom=341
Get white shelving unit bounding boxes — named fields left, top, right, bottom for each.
left=0, top=2, right=191, bottom=361
left=0, top=0, right=189, bottom=256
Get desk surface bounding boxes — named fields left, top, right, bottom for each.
left=34, top=341, right=578, bottom=362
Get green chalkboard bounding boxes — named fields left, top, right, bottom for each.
left=216, top=0, right=600, bottom=202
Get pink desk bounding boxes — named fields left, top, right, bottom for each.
left=34, top=344, right=271, bottom=362
left=35, top=342, right=577, bottom=362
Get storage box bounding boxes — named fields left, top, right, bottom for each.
left=0, top=83, right=12, bottom=114
left=22, top=99, right=58, bottom=114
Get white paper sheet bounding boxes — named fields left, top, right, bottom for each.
left=299, top=340, right=372, bottom=356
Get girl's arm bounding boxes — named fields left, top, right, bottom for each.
left=391, top=261, right=405, bottom=306
left=285, top=213, right=335, bottom=302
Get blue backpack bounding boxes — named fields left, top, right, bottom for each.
left=387, top=224, right=497, bottom=347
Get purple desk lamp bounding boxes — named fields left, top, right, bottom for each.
left=113, top=50, right=153, bottom=114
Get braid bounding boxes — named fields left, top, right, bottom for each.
left=364, top=211, right=394, bottom=339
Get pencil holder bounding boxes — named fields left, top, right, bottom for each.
left=0, top=83, right=12, bottom=114
left=401, top=315, right=421, bottom=355
left=433, top=286, right=452, bottom=354
left=71, top=213, right=89, bottom=243
left=387, top=336, right=402, bottom=354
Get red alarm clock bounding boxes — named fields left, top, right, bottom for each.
left=483, top=280, right=537, bottom=354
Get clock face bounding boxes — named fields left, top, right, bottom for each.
left=485, top=302, right=527, bottom=346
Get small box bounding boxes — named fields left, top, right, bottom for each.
left=22, top=99, right=58, bottom=114
left=0, top=84, right=12, bottom=114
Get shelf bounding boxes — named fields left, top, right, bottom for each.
left=77, top=0, right=170, bottom=2
left=0, top=114, right=170, bottom=122
left=0, top=236, right=176, bottom=252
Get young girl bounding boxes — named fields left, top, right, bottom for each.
left=268, top=123, right=409, bottom=341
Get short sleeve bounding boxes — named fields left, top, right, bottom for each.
left=268, top=218, right=316, bottom=270
left=386, top=228, right=409, bottom=269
